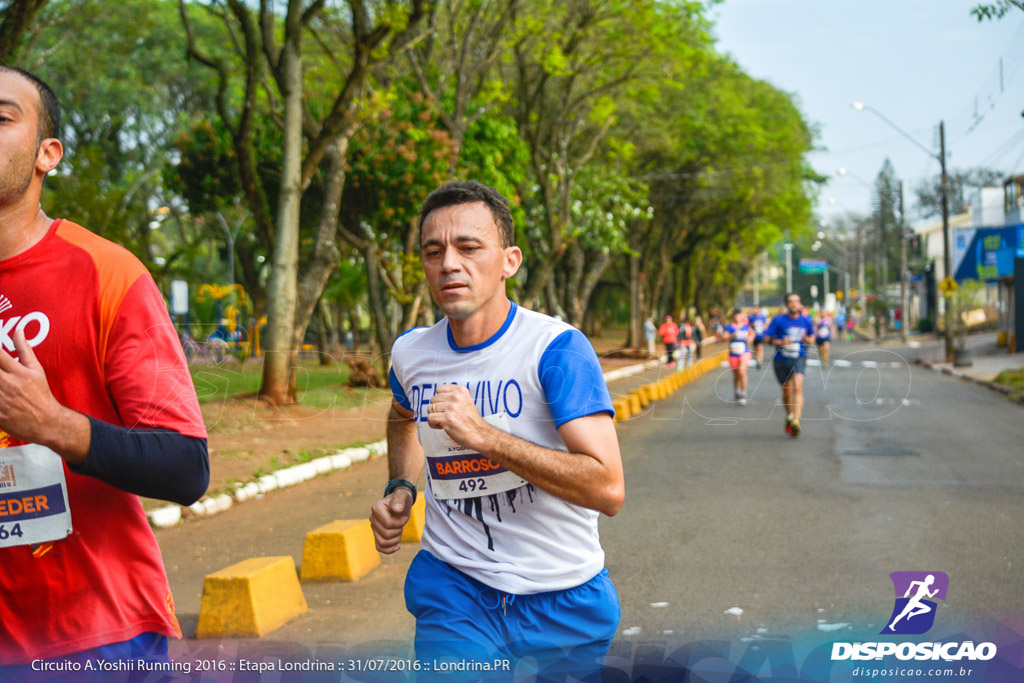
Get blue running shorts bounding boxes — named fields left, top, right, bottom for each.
left=773, top=356, right=807, bottom=385
left=404, top=550, right=620, bottom=681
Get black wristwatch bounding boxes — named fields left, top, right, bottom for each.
left=384, top=479, right=417, bottom=504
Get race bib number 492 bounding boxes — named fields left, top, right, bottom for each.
left=0, top=442, right=73, bottom=548
left=419, top=412, right=526, bottom=500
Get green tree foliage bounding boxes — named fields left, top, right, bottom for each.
left=21, top=0, right=218, bottom=278
left=340, top=84, right=458, bottom=349
left=0, top=0, right=49, bottom=64
left=971, top=1, right=1024, bottom=21
left=626, top=52, right=820, bottom=324
left=508, top=0, right=712, bottom=325
left=871, top=158, right=899, bottom=292
left=8, top=0, right=823, bottom=386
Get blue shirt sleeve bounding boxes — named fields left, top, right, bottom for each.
left=538, top=329, right=615, bottom=428
left=765, top=316, right=781, bottom=339
left=389, top=366, right=412, bottom=411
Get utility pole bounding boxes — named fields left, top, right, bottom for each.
left=939, top=121, right=954, bottom=362
left=857, top=221, right=866, bottom=323
left=899, top=181, right=908, bottom=342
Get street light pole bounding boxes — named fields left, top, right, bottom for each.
left=783, top=243, right=794, bottom=293
left=753, top=255, right=760, bottom=308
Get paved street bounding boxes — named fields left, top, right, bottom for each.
left=159, top=340, right=1024, bottom=669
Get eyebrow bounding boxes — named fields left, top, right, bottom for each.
left=422, top=234, right=487, bottom=249
left=0, top=99, right=24, bottom=112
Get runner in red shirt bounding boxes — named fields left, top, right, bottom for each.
left=0, top=67, right=208, bottom=668
left=657, top=314, right=679, bottom=368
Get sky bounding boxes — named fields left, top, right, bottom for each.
left=710, top=0, right=1024, bottom=227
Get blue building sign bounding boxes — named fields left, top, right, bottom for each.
left=952, top=224, right=1023, bottom=282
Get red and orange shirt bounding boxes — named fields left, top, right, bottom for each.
left=0, top=219, right=206, bottom=664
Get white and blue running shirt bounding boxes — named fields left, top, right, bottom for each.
left=724, top=323, right=751, bottom=356
left=765, top=313, right=815, bottom=359
left=389, top=303, right=615, bottom=594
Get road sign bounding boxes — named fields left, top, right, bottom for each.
left=939, top=276, right=958, bottom=296
left=799, top=258, right=828, bottom=274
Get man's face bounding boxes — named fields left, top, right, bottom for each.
left=786, top=295, right=802, bottom=315
left=420, top=201, right=521, bottom=321
left=0, top=71, right=46, bottom=209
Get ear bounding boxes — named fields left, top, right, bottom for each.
left=35, top=137, right=63, bottom=176
left=502, top=245, right=523, bottom=280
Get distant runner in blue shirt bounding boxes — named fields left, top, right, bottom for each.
left=722, top=309, right=753, bottom=405
left=815, top=313, right=834, bottom=368
left=764, top=293, right=815, bottom=437
left=748, top=308, right=767, bottom=369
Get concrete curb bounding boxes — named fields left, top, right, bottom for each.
left=147, top=439, right=388, bottom=529
left=913, top=358, right=1024, bottom=406
left=612, top=352, right=726, bottom=422
left=148, top=359, right=662, bottom=530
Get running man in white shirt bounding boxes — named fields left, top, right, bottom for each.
left=370, top=181, right=624, bottom=679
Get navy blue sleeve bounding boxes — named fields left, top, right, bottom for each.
left=764, top=316, right=782, bottom=340
left=538, top=329, right=614, bottom=428
left=69, top=416, right=210, bottom=506
left=389, top=366, right=412, bottom=411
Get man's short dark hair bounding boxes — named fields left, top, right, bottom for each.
left=419, top=180, right=515, bottom=248
left=0, top=66, right=61, bottom=143
left=785, top=292, right=801, bottom=303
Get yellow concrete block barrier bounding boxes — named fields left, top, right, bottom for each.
left=627, top=392, right=642, bottom=415
left=402, top=496, right=427, bottom=543
left=196, top=556, right=307, bottom=638
left=301, top=520, right=381, bottom=582
left=630, top=388, right=649, bottom=408
left=639, top=384, right=656, bottom=404
left=612, top=397, right=632, bottom=421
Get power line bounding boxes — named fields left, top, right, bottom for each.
left=977, top=126, right=1024, bottom=167
left=958, top=18, right=1024, bottom=137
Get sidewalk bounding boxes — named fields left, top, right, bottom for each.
left=909, top=332, right=1024, bottom=403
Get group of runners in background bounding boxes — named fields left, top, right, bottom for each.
left=657, top=293, right=839, bottom=437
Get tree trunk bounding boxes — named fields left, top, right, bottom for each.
left=314, top=300, right=331, bottom=365
left=574, top=249, right=611, bottom=329
left=290, top=137, right=347, bottom=365
left=0, top=0, right=48, bottom=64
left=627, top=253, right=641, bottom=348
left=347, top=307, right=361, bottom=352
left=364, top=243, right=395, bottom=367
left=258, top=0, right=304, bottom=406
left=544, top=277, right=566, bottom=319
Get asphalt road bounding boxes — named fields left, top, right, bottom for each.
left=158, top=340, right=1024, bottom=672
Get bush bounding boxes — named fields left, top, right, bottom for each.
left=917, top=317, right=934, bottom=333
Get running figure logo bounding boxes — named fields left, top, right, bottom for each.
left=881, top=571, right=949, bottom=635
